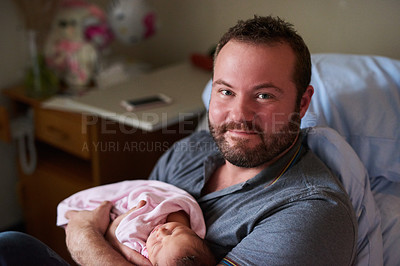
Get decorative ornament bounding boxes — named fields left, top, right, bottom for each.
left=108, top=0, right=157, bottom=45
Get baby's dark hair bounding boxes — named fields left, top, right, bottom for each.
left=173, top=239, right=215, bottom=266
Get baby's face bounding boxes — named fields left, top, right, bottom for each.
left=146, top=222, right=200, bottom=265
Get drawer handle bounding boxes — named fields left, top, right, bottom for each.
left=46, top=126, right=69, bottom=140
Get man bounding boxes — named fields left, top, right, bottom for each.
left=0, top=16, right=357, bottom=265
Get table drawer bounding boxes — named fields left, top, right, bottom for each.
left=34, top=108, right=90, bottom=159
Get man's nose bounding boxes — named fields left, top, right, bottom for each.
left=230, top=97, right=255, bottom=122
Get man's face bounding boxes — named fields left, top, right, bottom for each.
left=209, top=40, right=311, bottom=168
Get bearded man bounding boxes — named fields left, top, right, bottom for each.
left=0, top=16, right=357, bottom=266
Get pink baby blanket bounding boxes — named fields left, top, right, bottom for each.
left=57, top=180, right=206, bottom=256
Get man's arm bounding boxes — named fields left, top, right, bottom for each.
left=65, top=201, right=151, bottom=266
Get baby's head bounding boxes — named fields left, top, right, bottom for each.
left=146, top=222, right=214, bottom=266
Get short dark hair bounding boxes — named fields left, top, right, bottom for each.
left=214, top=15, right=311, bottom=102
left=174, top=240, right=215, bottom=266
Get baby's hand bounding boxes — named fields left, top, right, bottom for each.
left=105, top=200, right=151, bottom=265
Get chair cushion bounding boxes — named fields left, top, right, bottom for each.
left=304, top=127, right=383, bottom=266
left=302, top=54, right=400, bottom=183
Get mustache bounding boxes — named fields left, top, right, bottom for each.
left=218, top=121, right=264, bottom=134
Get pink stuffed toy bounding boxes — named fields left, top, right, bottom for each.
left=44, top=0, right=113, bottom=89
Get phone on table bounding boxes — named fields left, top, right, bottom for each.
left=120, top=94, right=172, bottom=111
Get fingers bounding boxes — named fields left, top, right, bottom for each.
left=106, top=200, right=147, bottom=248
left=125, top=200, right=146, bottom=216
left=94, top=201, right=113, bottom=216
left=65, top=210, right=77, bottom=220
left=65, top=201, right=113, bottom=236
left=65, top=201, right=113, bottom=220
left=136, top=200, right=146, bottom=208
left=113, top=200, right=147, bottom=225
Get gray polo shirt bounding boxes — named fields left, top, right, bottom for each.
left=149, top=130, right=357, bottom=265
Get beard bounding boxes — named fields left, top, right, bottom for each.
left=209, top=113, right=301, bottom=168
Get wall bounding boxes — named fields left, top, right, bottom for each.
left=117, top=0, right=400, bottom=67
left=0, top=0, right=27, bottom=230
left=0, top=0, right=399, bottom=229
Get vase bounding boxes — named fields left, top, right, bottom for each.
left=24, top=30, right=59, bottom=98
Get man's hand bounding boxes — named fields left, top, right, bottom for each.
left=64, top=201, right=151, bottom=266
left=65, top=200, right=113, bottom=236
left=105, top=200, right=151, bottom=265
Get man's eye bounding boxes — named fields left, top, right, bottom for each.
left=257, top=93, right=273, bottom=99
left=221, top=90, right=233, bottom=96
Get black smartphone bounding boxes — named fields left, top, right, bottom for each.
left=120, top=93, right=172, bottom=111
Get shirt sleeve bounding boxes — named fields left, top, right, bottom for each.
left=148, top=131, right=210, bottom=184
left=148, top=140, right=176, bottom=182
left=221, top=196, right=357, bottom=266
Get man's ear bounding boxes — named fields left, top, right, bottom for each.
left=299, top=85, right=314, bottom=118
